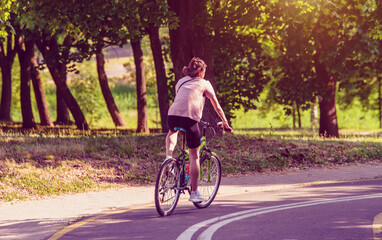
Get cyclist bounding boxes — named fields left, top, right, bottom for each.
left=165, top=57, right=232, bottom=203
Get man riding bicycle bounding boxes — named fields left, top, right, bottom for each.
left=165, top=57, right=232, bottom=203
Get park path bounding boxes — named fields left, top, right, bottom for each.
left=1, top=162, right=382, bottom=240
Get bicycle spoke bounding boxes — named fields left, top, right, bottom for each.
left=155, top=159, right=181, bottom=216
left=193, top=153, right=221, bottom=209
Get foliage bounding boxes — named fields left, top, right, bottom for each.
left=122, top=54, right=157, bottom=93
left=60, top=0, right=176, bottom=58
left=209, top=0, right=271, bottom=121
left=266, top=0, right=379, bottom=108
left=67, top=0, right=139, bottom=53
left=2, top=0, right=382, bottom=133
left=70, top=72, right=104, bottom=127
left=338, top=1, right=382, bottom=111
left=0, top=0, right=15, bottom=37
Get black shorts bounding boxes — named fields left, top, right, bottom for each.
left=167, top=116, right=201, bottom=149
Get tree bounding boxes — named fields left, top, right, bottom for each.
left=15, top=36, right=36, bottom=129
left=166, top=0, right=272, bottom=125
left=167, top=0, right=214, bottom=82
left=167, top=0, right=225, bottom=124
left=0, top=28, right=16, bottom=122
left=147, top=23, right=170, bottom=132
left=64, top=0, right=173, bottom=131
left=133, top=0, right=176, bottom=133
left=0, top=3, right=16, bottom=122
left=3, top=10, right=53, bottom=128
left=36, top=36, right=89, bottom=130
left=67, top=0, right=133, bottom=127
left=30, top=48, right=54, bottom=126
left=348, top=0, right=382, bottom=129
left=134, top=0, right=176, bottom=133
left=266, top=0, right=378, bottom=137
left=35, top=37, right=71, bottom=125
left=95, top=49, right=126, bottom=127
left=15, top=0, right=89, bottom=130
left=131, top=39, right=149, bottom=133
left=144, top=0, right=177, bottom=133
left=269, top=53, right=315, bottom=129
left=40, top=0, right=174, bottom=131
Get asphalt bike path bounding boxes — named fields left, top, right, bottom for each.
left=1, top=162, right=382, bottom=239
left=50, top=178, right=382, bottom=240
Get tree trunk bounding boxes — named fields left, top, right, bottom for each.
left=147, top=23, right=169, bottom=133
left=292, top=103, right=296, bottom=129
left=310, top=97, right=319, bottom=130
left=0, top=34, right=16, bottom=122
left=50, top=65, right=89, bottom=130
left=95, top=49, right=126, bottom=127
left=55, top=88, right=71, bottom=125
left=16, top=37, right=36, bottom=129
left=167, top=0, right=220, bottom=124
left=30, top=54, right=54, bottom=126
left=314, top=57, right=339, bottom=138
left=312, top=20, right=339, bottom=138
left=36, top=38, right=71, bottom=125
left=36, top=37, right=88, bottom=130
left=131, top=39, right=149, bottom=133
left=53, top=56, right=71, bottom=125
left=167, top=0, right=214, bottom=83
left=297, top=102, right=301, bottom=128
left=318, top=84, right=339, bottom=138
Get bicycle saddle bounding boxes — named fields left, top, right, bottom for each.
left=174, top=127, right=187, bottom=134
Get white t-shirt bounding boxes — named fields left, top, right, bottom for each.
left=168, top=76, right=216, bottom=121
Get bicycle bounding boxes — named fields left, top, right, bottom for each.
left=154, top=120, right=225, bottom=216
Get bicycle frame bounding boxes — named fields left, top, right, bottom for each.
left=199, top=122, right=214, bottom=181
left=172, top=129, right=190, bottom=192
left=173, top=121, right=215, bottom=191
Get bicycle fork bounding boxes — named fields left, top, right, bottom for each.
left=176, top=155, right=191, bottom=194
left=200, top=149, right=212, bottom=182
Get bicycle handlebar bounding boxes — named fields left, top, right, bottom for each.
left=199, top=120, right=233, bottom=133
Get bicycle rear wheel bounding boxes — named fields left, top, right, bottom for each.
left=193, top=152, right=221, bottom=209
left=155, top=158, right=181, bottom=216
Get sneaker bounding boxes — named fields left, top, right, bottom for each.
left=162, top=156, right=172, bottom=164
left=189, top=191, right=205, bottom=203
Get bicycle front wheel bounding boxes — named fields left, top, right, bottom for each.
left=155, top=158, right=181, bottom=216
left=193, top=152, right=222, bottom=209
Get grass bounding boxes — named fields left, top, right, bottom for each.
left=231, top=101, right=380, bottom=131
left=0, top=130, right=381, bottom=202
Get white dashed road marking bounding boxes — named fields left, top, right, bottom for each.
left=373, top=212, right=382, bottom=240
